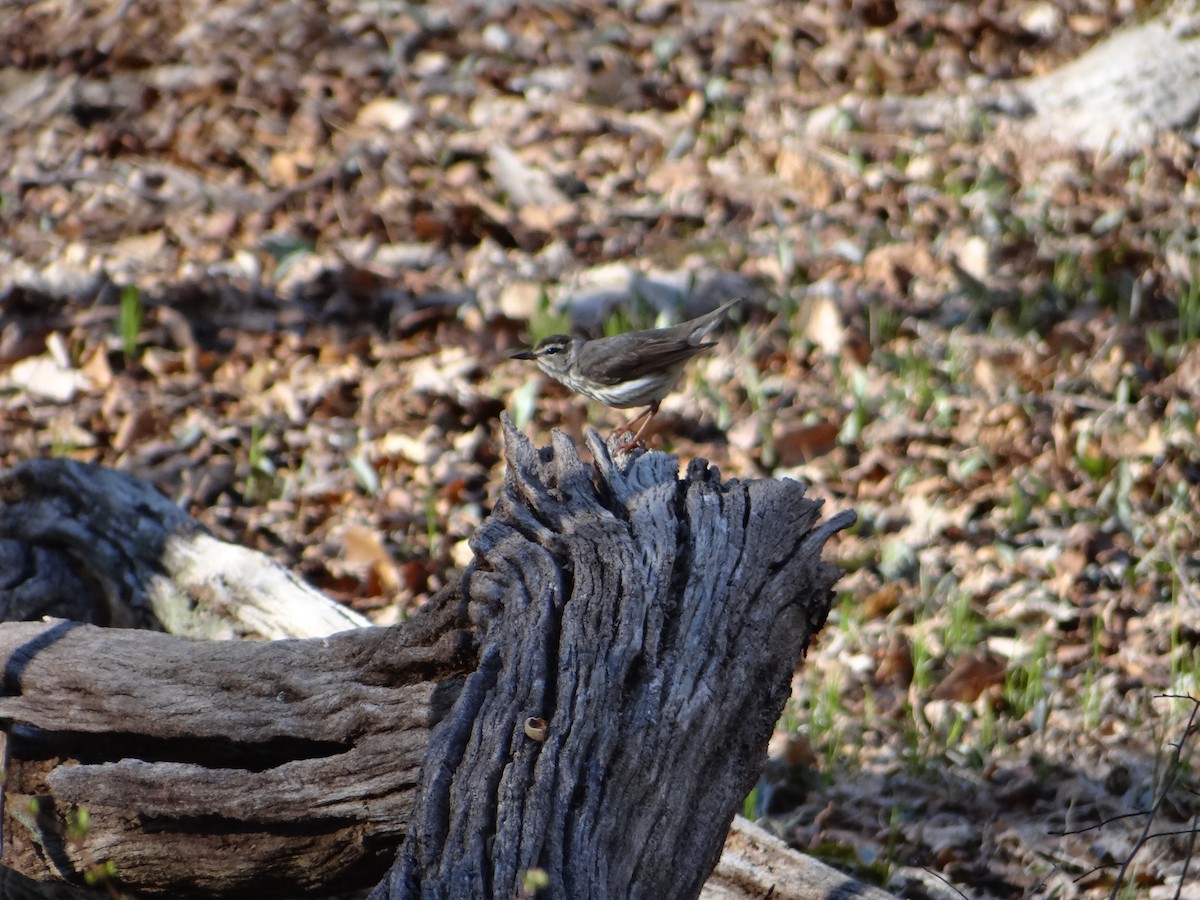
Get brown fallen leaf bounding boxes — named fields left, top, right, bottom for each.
left=80, top=344, right=114, bottom=390
left=875, top=632, right=913, bottom=688
left=774, top=419, right=840, bottom=466
left=5, top=354, right=92, bottom=402
left=341, top=524, right=401, bottom=593
left=113, top=406, right=167, bottom=453
left=930, top=651, right=1006, bottom=703
left=795, top=294, right=846, bottom=356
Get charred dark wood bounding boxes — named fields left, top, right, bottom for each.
left=373, top=418, right=855, bottom=900
left=0, top=416, right=860, bottom=899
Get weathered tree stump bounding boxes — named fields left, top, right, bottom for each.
left=376, top=420, right=854, bottom=900
left=0, top=416, right=865, bottom=899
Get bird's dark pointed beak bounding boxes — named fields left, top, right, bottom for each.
left=510, top=350, right=537, bottom=360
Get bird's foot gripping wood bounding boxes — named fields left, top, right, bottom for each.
left=608, top=401, right=659, bottom=451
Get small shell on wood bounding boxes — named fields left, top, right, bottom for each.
left=523, top=716, right=548, bottom=742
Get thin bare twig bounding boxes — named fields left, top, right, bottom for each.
left=1108, top=694, right=1200, bottom=899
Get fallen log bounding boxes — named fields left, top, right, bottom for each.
left=0, top=416, right=867, bottom=898
left=0, top=456, right=370, bottom=638
left=0, top=599, right=471, bottom=895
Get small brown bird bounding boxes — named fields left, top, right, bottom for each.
left=511, top=297, right=742, bottom=444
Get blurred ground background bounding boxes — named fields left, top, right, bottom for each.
left=2, top=1, right=1199, bottom=897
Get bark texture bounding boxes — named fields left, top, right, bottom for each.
left=702, top=817, right=894, bottom=900
left=0, top=459, right=370, bottom=638
left=0, top=418, right=861, bottom=899
left=374, top=418, right=854, bottom=900
left=0, top=587, right=473, bottom=895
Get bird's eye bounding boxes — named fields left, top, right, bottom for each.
left=544, top=346, right=560, bottom=354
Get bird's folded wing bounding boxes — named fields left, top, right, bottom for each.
left=576, top=337, right=717, bottom=384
